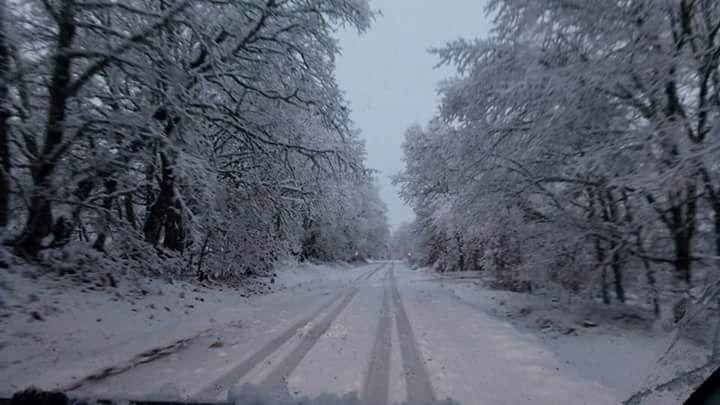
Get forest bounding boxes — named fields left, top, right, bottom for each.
left=2, top=1, right=720, bottom=402
left=0, top=0, right=390, bottom=281
left=395, top=0, right=720, bottom=327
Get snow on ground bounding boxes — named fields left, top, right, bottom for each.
left=393, top=267, right=618, bottom=405
left=429, top=269, right=707, bottom=403
left=1, top=261, right=705, bottom=404
left=0, top=260, right=362, bottom=397
left=216, top=263, right=624, bottom=405
left=287, top=269, right=383, bottom=399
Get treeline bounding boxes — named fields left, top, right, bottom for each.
left=0, top=0, right=389, bottom=280
left=395, top=0, right=720, bottom=317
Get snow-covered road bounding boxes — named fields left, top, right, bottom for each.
left=58, top=262, right=620, bottom=404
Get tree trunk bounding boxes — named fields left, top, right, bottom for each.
left=141, top=0, right=185, bottom=252
left=672, top=230, right=693, bottom=285
left=14, top=0, right=76, bottom=256
left=659, top=182, right=696, bottom=287
left=588, top=187, right=611, bottom=304
left=125, top=193, right=136, bottom=228
left=670, top=185, right=696, bottom=287
left=700, top=168, right=720, bottom=268
left=611, top=248, right=626, bottom=303
left=595, top=240, right=611, bottom=304
left=196, top=231, right=211, bottom=279
left=0, top=2, right=10, bottom=227
left=600, top=189, right=626, bottom=303
left=163, top=187, right=184, bottom=251
left=455, top=232, right=465, bottom=272
left=601, top=264, right=610, bottom=304
left=714, top=207, right=720, bottom=263
left=93, top=177, right=117, bottom=252
left=143, top=150, right=184, bottom=252
left=631, top=226, right=661, bottom=317
left=641, top=251, right=661, bottom=318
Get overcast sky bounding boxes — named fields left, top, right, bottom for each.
left=335, top=1, right=492, bottom=229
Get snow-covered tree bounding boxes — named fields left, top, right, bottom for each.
left=397, top=0, right=720, bottom=310
left=2, top=0, right=387, bottom=281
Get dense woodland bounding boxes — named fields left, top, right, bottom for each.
left=395, top=0, right=720, bottom=321
left=0, top=0, right=389, bottom=280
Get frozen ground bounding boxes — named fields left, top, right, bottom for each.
left=0, top=261, right=356, bottom=396
left=0, top=262, right=701, bottom=404
left=432, top=272, right=663, bottom=399
left=433, top=271, right=713, bottom=405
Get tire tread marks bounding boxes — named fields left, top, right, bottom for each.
left=196, top=263, right=382, bottom=399
left=258, top=288, right=360, bottom=395
left=361, top=270, right=392, bottom=404
left=390, top=267, right=436, bottom=402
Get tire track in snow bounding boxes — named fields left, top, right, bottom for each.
left=390, top=266, right=436, bottom=402
left=195, top=264, right=380, bottom=399
left=194, top=292, right=344, bottom=399
left=361, top=269, right=392, bottom=404
left=258, top=287, right=360, bottom=396
left=355, top=262, right=387, bottom=282
left=64, top=334, right=200, bottom=393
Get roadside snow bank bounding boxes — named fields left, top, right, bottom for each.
left=0, top=258, right=349, bottom=396
left=430, top=270, right=686, bottom=402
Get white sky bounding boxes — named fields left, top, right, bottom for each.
left=335, top=0, right=492, bottom=229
